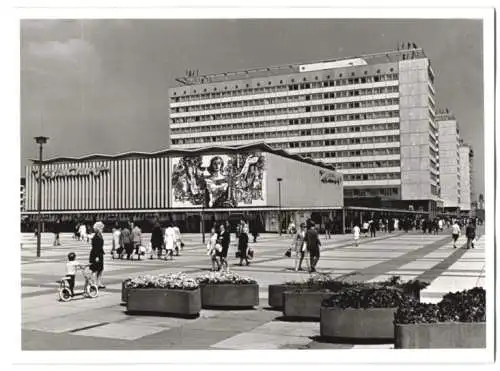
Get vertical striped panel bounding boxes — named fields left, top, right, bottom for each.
left=157, top=157, right=162, bottom=208
left=90, top=163, right=95, bottom=210
left=124, top=160, right=128, bottom=210
left=158, top=157, right=163, bottom=208
left=106, top=161, right=110, bottom=210
left=152, top=158, right=157, bottom=208
left=27, top=166, right=32, bottom=210
left=137, top=159, right=141, bottom=209
left=119, top=160, right=123, bottom=209
left=127, top=159, right=132, bottom=210
left=140, top=158, right=145, bottom=209
left=94, top=162, right=99, bottom=210
left=147, top=158, right=152, bottom=208
left=159, top=157, right=164, bottom=208
left=132, top=159, right=137, bottom=209
left=72, top=163, right=76, bottom=211
left=41, top=166, right=46, bottom=211
left=85, top=169, right=89, bottom=211
left=55, top=165, right=59, bottom=210
left=112, top=160, right=117, bottom=210
left=63, top=163, right=68, bottom=210
left=25, top=166, right=30, bottom=211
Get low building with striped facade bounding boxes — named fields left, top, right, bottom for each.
left=22, top=143, right=345, bottom=233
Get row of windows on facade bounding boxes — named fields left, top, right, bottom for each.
left=272, top=147, right=401, bottom=159
left=171, top=98, right=400, bottom=124
left=172, top=123, right=401, bottom=144
left=172, top=121, right=400, bottom=137
left=170, top=73, right=400, bottom=100
left=344, top=187, right=400, bottom=198
left=343, top=172, right=401, bottom=181
left=172, top=86, right=400, bottom=113
left=171, top=107, right=401, bottom=126
left=175, top=134, right=400, bottom=147
left=334, top=160, right=401, bottom=170
left=172, top=112, right=400, bottom=133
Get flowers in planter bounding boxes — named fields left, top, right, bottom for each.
left=124, top=272, right=199, bottom=290
left=395, top=287, right=486, bottom=324
left=321, top=286, right=410, bottom=309
left=284, top=274, right=429, bottom=295
left=197, top=271, right=257, bottom=285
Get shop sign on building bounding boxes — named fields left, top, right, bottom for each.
left=319, top=170, right=342, bottom=185
left=32, top=166, right=110, bottom=180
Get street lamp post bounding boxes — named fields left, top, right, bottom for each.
left=277, top=178, right=283, bottom=236
left=201, top=189, right=206, bottom=244
left=35, top=136, right=49, bottom=258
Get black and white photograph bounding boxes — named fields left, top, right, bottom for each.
left=5, top=2, right=496, bottom=368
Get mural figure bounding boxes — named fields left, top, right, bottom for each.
left=172, top=152, right=266, bottom=208
left=172, top=156, right=205, bottom=205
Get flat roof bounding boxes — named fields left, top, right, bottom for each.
left=31, top=142, right=338, bottom=172
left=174, top=47, right=428, bottom=86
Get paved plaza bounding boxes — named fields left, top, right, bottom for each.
left=21, top=228, right=485, bottom=350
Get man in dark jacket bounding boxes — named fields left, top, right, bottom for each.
left=150, top=221, right=164, bottom=259
left=465, top=220, right=476, bottom=249
left=305, top=222, right=321, bottom=273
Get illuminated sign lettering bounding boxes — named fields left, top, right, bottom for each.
left=32, top=166, right=110, bottom=180
left=319, top=170, right=342, bottom=185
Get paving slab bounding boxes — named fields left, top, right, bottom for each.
left=211, top=332, right=312, bottom=350
left=74, top=322, right=167, bottom=341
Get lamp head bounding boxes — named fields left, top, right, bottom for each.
left=34, top=136, right=49, bottom=145
left=277, top=177, right=283, bottom=182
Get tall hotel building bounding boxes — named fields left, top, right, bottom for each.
left=459, top=143, right=473, bottom=213
left=436, top=109, right=461, bottom=212
left=169, top=47, right=440, bottom=212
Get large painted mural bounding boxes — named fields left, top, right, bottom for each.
left=171, top=152, right=266, bottom=208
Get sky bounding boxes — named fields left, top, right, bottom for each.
left=20, top=18, right=485, bottom=197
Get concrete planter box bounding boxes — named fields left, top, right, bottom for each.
left=127, top=288, right=201, bottom=317
left=200, top=283, right=259, bottom=308
left=268, top=284, right=299, bottom=309
left=283, top=290, right=334, bottom=320
left=395, top=322, right=486, bottom=349
left=320, top=307, right=397, bottom=340
left=121, top=280, right=131, bottom=303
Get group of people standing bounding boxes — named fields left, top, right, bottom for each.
left=288, top=220, right=321, bottom=272
left=206, top=220, right=254, bottom=271
left=111, top=221, right=184, bottom=261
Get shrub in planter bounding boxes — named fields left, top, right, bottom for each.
left=320, top=287, right=408, bottom=340
left=197, top=271, right=259, bottom=308
left=278, top=274, right=427, bottom=318
left=394, top=287, right=486, bottom=348
left=125, top=273, right=201, bottom=317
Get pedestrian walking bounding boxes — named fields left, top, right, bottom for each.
left=89, top=221, right=105, bottom=289
left=150, top=221, right=164, bottom=260
left=465, top=220, right=476, bottom=249
left=293, top=222, right=308, bottom=271
left=325, top=218, right=332, bottom=239
left=173, top=224, right=183, bottom=256
left=111, top=223, right=120, bottom=257
left=451, top=220, right=461, bottom=248
left=131, top=223, right=143, bottom=260
left=353, top=224, right=360, bottom=247
left=362, top=221, right=369, bottom=238
left=164, top=223, right=176, bottom=260
left=53, top=218, right=62, bottom=246
left=218, top=223, right=231, bottom=271
left=206, top=227, right=221, bottom=271
left=79, top=223, right=87, bottom=242
left=305, top=222, right=321, bottom=273
left=369, top=220, right=377, bottom=237
left=238, top=225, right=250, bottom=266
left=120, top=224, right=133, bottom=260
